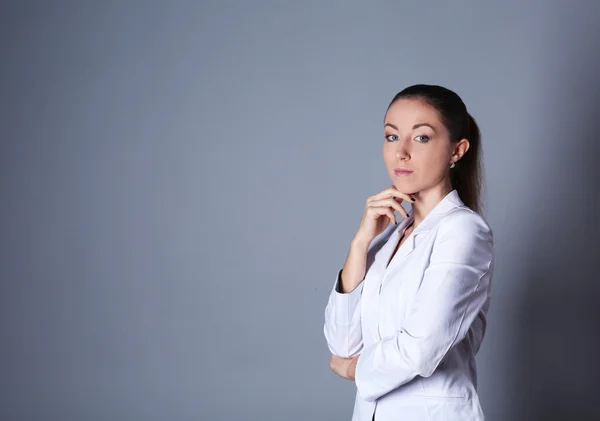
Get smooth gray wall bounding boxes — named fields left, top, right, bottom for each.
left=2, top=1, right=599, bottom=420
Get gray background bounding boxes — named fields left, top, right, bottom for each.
left=2, top=1, right=599, bottom=420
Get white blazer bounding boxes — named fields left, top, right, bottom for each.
left=324, top=190, right=494, bottom=421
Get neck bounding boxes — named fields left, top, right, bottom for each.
left=409, top=180, right=453, bottom=228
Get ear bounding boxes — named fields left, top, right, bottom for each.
left=451, top=138, right=470, bottom=163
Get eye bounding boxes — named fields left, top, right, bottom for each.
left=385, top=134, right=399, bottom=142
left=415, top=135, right=430, bottom=143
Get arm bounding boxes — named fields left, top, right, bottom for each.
left=354, top=211, right=494, bottom=402
left=324, top=226, right=392, bottom=358
left=324, top=269, right=364, bottom=358
left=324, top=186, right=412, bottom=360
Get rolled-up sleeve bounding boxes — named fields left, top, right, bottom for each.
left=354, top=211, right=493, bottom=402
left=323, top=269, right=364, bottom=358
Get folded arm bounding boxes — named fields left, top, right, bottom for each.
left=323, top=269, right=364, bottom=358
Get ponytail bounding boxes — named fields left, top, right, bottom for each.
left=450, top=113, right=482, bottom=214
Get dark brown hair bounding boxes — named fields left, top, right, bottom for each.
left=387, top=84, right=483, bottom=213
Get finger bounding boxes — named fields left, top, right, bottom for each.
left=369, top=198, right=409, bottom=219
left=369, top=198, right=406, bottom=216
left=367, top=192, right=414, bottom=208
left=390, top=198, right=411, bottom=219
left=367, top=206, right=396, bottom=225
left=370, top=206, right=396, bottom=225
left=392, top=197, right=411, bottom=218
left=387, top=189, right=416, bottom=203
left=368, top=186, right=415, bottom=203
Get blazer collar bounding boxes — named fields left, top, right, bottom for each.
left=399, top=189, right=466, bottom=236
left=379, top=190, right=465, bottom=283
left=378, top=190, right=466, bottom=286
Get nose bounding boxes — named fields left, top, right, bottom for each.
left=395, top=138, right=410, bottom=160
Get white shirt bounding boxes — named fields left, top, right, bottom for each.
left=324, top=190, right=494, bottom=421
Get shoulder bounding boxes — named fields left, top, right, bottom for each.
left=432, top=208, right=494, bottom=266
left=437, top=207, right=493, bottom=241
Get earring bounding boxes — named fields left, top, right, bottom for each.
left=449, top=161, right=456, bottom=168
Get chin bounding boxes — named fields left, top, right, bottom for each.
left=392, top=181, right=419, bottom=196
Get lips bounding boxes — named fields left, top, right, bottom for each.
left=394, top=168, right=414, bottom=176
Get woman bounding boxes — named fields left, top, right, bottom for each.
left=324, top=84, right=493, bottom=421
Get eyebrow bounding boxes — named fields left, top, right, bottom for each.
left=384, top=122, right=437, bottom=132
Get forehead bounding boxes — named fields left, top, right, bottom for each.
left=384, top=98, right=442, bottom=128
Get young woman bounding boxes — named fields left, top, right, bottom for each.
left=324, top=84, right=494, bottom=421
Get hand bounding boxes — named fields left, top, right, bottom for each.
left=329, top=354, right=359, bottom=381
left=354, top=185, right=415, bottom=245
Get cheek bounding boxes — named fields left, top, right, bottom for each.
left=382, top=145, right=395, bottom=165
left=414, top=146, right=448, bottom=174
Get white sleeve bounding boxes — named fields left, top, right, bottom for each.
left=354, top=211, right=493, bottom=402
left=323, top=268, right=364, bottom=358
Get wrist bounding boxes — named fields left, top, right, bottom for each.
left=350, top=236, right=370, bottom=251
left=347, top=356, right=358, bottom=380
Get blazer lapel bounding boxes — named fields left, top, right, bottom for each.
left=371, top=216, right=411, bottom=276
left=380, top=189, right=466, bottom=288
left=381, top=225, right=417, bottom=287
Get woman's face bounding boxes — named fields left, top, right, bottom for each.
left=383, top=98, right=457, bottom=196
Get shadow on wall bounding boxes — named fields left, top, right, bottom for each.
left=512, top=25, right=600, bottom=421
